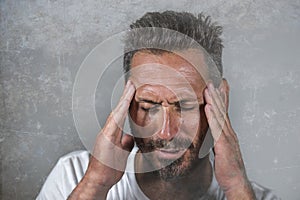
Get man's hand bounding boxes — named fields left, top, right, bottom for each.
left=204, top=79, right=256, bottom=200
left=68, top=80, right=136, bottom=199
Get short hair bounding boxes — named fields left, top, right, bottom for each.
left=123, top=11, right=223, bottom=83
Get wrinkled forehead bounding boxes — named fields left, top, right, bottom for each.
left=130, top=49, right=208, bottom=94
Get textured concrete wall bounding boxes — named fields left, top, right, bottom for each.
left=1, top=0, right=299, bottom=199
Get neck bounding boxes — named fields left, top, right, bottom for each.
left=135, top=152, right=212, bottom=200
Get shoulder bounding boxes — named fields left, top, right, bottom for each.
left=250, top=181, right=281, bottom=200
left=55, top=150, right=90, bottom=185
left=57, top=150, right=90, bottom=169
left=58, top=150, right=90, bottom=163
left=37, top=150, right=90, bottom=200
left=211, top=181, right=280, bottom=200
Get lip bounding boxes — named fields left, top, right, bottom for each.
left=156, top=148, right=186, bottom=160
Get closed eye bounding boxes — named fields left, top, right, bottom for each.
left=140, top=103, right=161, bottom=113
left=179, top=105, right=197, bottom=111
left=175, top=101, right=199, bottom=111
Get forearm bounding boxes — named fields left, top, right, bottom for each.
left=224, top=179, right=256, bottom=200
left=67, top=174, right=111, bottom=200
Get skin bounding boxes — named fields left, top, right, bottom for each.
left=129, top=50, right=211, bottom=199
left=68, top=49, right=255, bottom=200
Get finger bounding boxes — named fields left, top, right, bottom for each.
left=111, top=80, right=136, bottom=127
left=206, top=101, right=238, bottom=143
left=208, top=83, right=226, bottom=117
left=216, top=89, right=226, bottom=110
left=204, top=88, right=213, bottom=105
left=208, top=80, right=238, bottom=141
left=209, top=99, right=237, bottom=139
left=219, top=78, right=230, bottom=112
left=121, top=133, right=134, bottom=152
left=119, top=80, right=135, bottom=103
left=206, top=81, right=238, bottom=144
left=205, top=97, right=234, bottom=142
left=104, top=81, right=135, bottom=138
left=204, top=104, right=223, bottom=142
left=114, top=80, right=136, bottom=118
left=205, top=86, right=226, bottom=130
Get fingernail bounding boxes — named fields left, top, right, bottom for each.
left=127, top=80, right=134, bottom=88
left=208, top=104, right=212, bottom=111
left=218, top=86, right=224, bottom=93
left=128, top=80, right=136, bottom=90
left=205, top=88, right=210, bottom=96
left=208, top=83, right=215, bottom=91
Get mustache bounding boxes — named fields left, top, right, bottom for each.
left=141, top=137, right=195, bottom=150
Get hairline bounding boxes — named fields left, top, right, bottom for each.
left=125, top=48, right=214, bottom=85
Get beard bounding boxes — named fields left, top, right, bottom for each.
left=157, top=147, right=199, bottom=181
left=135, top=136, right=201, bottom=181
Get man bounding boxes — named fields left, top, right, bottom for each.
left=37, top=11, right=279, bottom=199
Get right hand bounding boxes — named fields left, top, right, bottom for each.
left=68, top=80, right=136, bottom=199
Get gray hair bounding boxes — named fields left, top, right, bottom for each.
left=123, top=11, right=223, bottom=84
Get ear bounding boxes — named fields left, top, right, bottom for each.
left=218, top=78, right=230, bottom=112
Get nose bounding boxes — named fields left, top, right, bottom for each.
left=158, top=107, right=179, bottom=141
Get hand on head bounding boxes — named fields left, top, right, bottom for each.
left=68, top=80, right=136, bottom=199
left=204, top=78, right=255, bottom=199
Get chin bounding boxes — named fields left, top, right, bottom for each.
left=157, top=148, right=199, bottom=181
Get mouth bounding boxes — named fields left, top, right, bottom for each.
left=156, top=148, right=186, bottom=160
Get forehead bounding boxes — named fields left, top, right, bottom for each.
left=131, top=49, right=207, bottom=85
left=130, top=49, right=208, bottom=102
left=131, top=49, right=207, bottom=72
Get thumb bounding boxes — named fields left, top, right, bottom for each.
left=121, top=133, right=134, bottom=152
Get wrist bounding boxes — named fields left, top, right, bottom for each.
left=224, top=178, right=256, bottom=200
left=68, top=167, right=113, bottom=200
left=84, top=167, right=115, bottom=189
left=68, top=174, right=111, bottom=200
left=84, top=156, right=117, bottom=188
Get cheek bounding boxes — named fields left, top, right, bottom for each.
left=179, top=107, right=208, bottom=146
left=180, top=110, right=201, bottom=135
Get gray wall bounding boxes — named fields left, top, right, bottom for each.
left=1, top=0, right=299, bottom=199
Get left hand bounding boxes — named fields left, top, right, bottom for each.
left=204, top=79, right=256, bottom=200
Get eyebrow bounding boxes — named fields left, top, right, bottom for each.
left=177, top=99, right=205, bottom=106
left=136, top=98, right=161, bottom=104
left=136, top=97, right=204, bottom=105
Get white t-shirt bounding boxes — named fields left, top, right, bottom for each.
left=37, top=147, right=279, bottom=200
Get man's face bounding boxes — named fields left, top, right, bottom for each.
left=129, top=49, right=209, bottom=180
